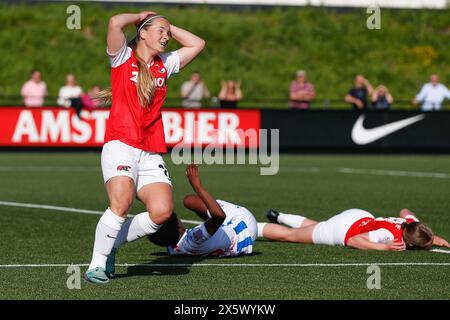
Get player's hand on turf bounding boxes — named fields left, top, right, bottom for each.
left=186, top=164, right=202, bottom=192
left=433, top=236, right=450, bottom=248
left=386, top=241, right=406, bottom=251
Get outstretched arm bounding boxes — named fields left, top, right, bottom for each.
left=347, top=233, right=406, bottom=251
left=399, top=208, right=417, bottom=219
left=186, top=164, right=225, bottom=235
left=432, top=236, right=450, bottom=248
left=170, top=25, right=206, bottom=70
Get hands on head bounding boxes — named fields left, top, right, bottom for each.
left=137, top=11, right=158, bottom=24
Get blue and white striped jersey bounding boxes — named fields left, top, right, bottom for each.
left=167, top=200, right=257, bottom=257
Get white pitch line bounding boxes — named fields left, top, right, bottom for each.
left=0, top=262, right=449, bottom=268
left=0, top=166, right=321, bottom=173
left=0, top=200, right=202, bottom=225
left=2, top=165, right=450, bottom=180
left=0, top=166, right=100, bottom=172
left=337, top=168, right=450, bottom=179
left=0, top=200, right=104, bottom=216
left=180, top=219, right=203, bottom=225
left=431, top=249, right=450, bottom=254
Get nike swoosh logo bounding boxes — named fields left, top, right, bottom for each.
left=351, top=114, right=425, bottom=145
left=106, top=234, right=117, bottom=239
left=131, top=63, right=138, bottom=68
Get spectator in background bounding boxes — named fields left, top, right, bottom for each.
left=345, top=75, right=373, bottom=110
left=289, top=70, right=315, bottom=110
left=20, top=69, right=47, bottom=107
left=181, top=72, right=210, bottom=108
left=219, top=80, right=242, bottom=109
left=413, top=74, right=450, bottom=112
left=57, top=73, right=83, bottom=108
left=372, top=85, right=393, bottom=110
left=81, top=86, right=104, bottom=110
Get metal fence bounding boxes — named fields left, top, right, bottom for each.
left=1, top=95, right=442, bottom=111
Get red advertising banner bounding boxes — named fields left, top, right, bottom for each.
left=0, top=107, right=260, bottom=148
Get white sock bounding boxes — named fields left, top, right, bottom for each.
left=278, top=212, right=306, bottom=228
left=113, top=212, right=161, bottom=249
left=257, top=223, right=267, bottom=238
left=88, top=208, right=125, bottom=270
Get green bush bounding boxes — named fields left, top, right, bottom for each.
left=0, top=3, right=448, bottom=109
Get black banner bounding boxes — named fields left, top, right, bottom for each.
left=261, top=110, right=450, bottom=151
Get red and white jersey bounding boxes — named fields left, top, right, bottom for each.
left=344, top=214, right=419, bottom=245
left=105, top=43, right=180, bottom=153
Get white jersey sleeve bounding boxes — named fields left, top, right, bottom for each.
left=107, top=42, right=132, bottom=68
left=404, top=215, right=419, bottom=223
left=159, top=50, right=180, bottom=78
left=168, top=223, right=233, bottom=256
left=204, top=200, right=247, bottom=221
left=368, top=228, right=395, bottom=244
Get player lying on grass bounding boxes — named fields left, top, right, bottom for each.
left=258, top=208, right=450, bottom=251
left=150, top=164, right=257, bottom=256
left=105, top=164, right=258, bottom=277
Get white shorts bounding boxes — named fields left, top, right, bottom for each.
left=101, top=140, right=171, bottom=192
left=312, top=209, right=374, bottom=246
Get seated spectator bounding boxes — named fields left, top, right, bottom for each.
left=219, top=80, right=242, bottom=109
left=345, top=75, right=373, bottom=110
left=289, top=70, right=315, bottom=109
left=181, top=72, right=210, bottom=108
left=81, top=86, right=103, bottom=110
left=413, top=74, right=450, bottom=112
left=20, top=69, right=47, bottom=107
left=372, top=85, right=393, bottom=110
left=57, top=73, right=83, bottom=108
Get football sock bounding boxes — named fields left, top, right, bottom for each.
left=88, top=208, right=125, bottom=270
left=113, top=212, right=161, bottom=249
left=277, top=212, right=306, bottom=228
left=257, top=223, right=267, bottom=238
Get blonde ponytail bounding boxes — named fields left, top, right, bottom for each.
left=134, top=50, right=155, bottom=108
left=95, top=88, right=112, bottom=106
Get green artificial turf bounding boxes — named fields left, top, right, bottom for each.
left=0, top=153, right=449, bottom=299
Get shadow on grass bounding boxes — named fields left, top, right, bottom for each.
left=115, top=251, right=262, bottom=279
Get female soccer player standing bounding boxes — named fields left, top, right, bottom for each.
left=85, top=11, right=205, bottom=283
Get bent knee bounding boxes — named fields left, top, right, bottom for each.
left=148, top=202, right=174, bottom=224
left=109, top=201, right=132, bottom=217
left=109, top=195, right=133, bottom=216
